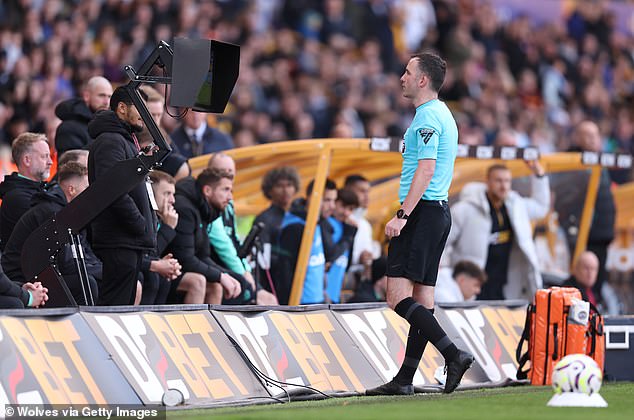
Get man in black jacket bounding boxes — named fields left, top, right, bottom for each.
left=0, top=132, right=53, bottom=250
left=87, top=86, right=156, bottom=306
left=168, top=168, right=241, bottom=304
left=54, top=76, right=113, bottom=155
left=2, top=162, right=100, bottom=305
left=138, top=170, right=205, bottom=305
left=557, top=121, right=615, bottom=303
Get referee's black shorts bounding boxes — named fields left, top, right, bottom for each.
left=386, top=199, right=451, bottom=286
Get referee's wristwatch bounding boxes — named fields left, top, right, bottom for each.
left=396, top=209, right=409, bottom=220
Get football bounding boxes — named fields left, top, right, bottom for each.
left=551, top=354, right=603, bottom=395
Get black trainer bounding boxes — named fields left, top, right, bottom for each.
left=443, top=350, right=475, bottom=393
left=365, top=379, right=414, bottom=396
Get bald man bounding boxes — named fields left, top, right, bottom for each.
left=565, top=121, right=615, bottom=303
left=55, top=76, right=113, bottom=155
left=573, top=121, right=602, bottom=152
left=563, top=251, right=600, bottom=308
left=493, top=129, right=518, bottom=147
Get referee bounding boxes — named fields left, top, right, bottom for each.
left=366, top=53, right=474, bottom=396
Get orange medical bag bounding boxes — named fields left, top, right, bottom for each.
left=516, top=287, right=604, bottom=385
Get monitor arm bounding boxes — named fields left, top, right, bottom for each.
left=20, top=41, right=177, bottom=305
left=124, top=39, right=174, bottom=169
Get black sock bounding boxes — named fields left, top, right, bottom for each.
left=394, top=309, right=432, bottom=385
left=394, top=297, right=458, bottom=362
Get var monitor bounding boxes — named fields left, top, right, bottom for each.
left=170, top=37, right=240, bottom=113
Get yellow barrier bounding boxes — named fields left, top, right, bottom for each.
left=188, top=140, right=627, bottom=304
left=0, top=302, right=527, bottom=407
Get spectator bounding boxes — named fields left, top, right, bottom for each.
left=324, top=188, right=358, bottom=304
left=3, top=115, right=30, bottom=146
left=0, top=132, right=52, bottom=250
left=2, top=162, right=100, bottom=305
left=206, top=153, right=278, bottom=305
left=563, top=250, right=600, bottom=308
left=170, top=110, right=233, bottom=158
left=493, top=129, right=519, bottom=147
left=167, top=168, right=242, bottom=304
left=232, top=128, right=258, bottom=148
left=54, top=76, right=113, bottom=156
left=87, top=86, right=156, bottom=306
left=0, top=0, right=629, bottom=162
left=435, top=260, right=487, bottom=303
left=0, top=0, right=629, bottom=158
left=567, top=121, right=615, bottom=302
left=445, top=161, right=549, bottom=300
left=392, top=0, right=436, bottom=53
left=272, top=178, right=335, bottom=305
left=0, top=143, right=16, bottom=183
left=0, top=1, right=633, bottom=309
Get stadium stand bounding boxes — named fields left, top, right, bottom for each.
left=0, top=1, right=631, bottom=165
left=0, top=1, right=632, bottom=309
left=1, top=1, right=634, bottom=412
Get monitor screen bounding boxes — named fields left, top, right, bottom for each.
left=170, top=38, right=240, bottom=113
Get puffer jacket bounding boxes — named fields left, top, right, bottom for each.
left=87, top=110, right=156, bottom=250
left=444, top=175, right=550, bottom=300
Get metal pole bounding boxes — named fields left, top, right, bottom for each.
left=572, top=166, right=602, bottom=267
left=68, top=229, right=90, bottom=306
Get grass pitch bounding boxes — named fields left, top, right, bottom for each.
left=170, top=382, right=632, bottom=420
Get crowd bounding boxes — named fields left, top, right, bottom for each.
left=0, top=1, right=632, bottom=310
left=1, top=1, right=632, bottom=159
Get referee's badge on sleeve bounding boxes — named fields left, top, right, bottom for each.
left=418, top=128, right=435, bottom=144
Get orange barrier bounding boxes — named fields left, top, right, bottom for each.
left=0, top=302, right=533, bottom=409
left=0, top=309, right=139, bottom=405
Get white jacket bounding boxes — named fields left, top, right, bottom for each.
left=444, top=176, right=550, bottom=300
left=435, top=267, right=467, bottom=303
left=350, top=208, right=381, bottom=266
